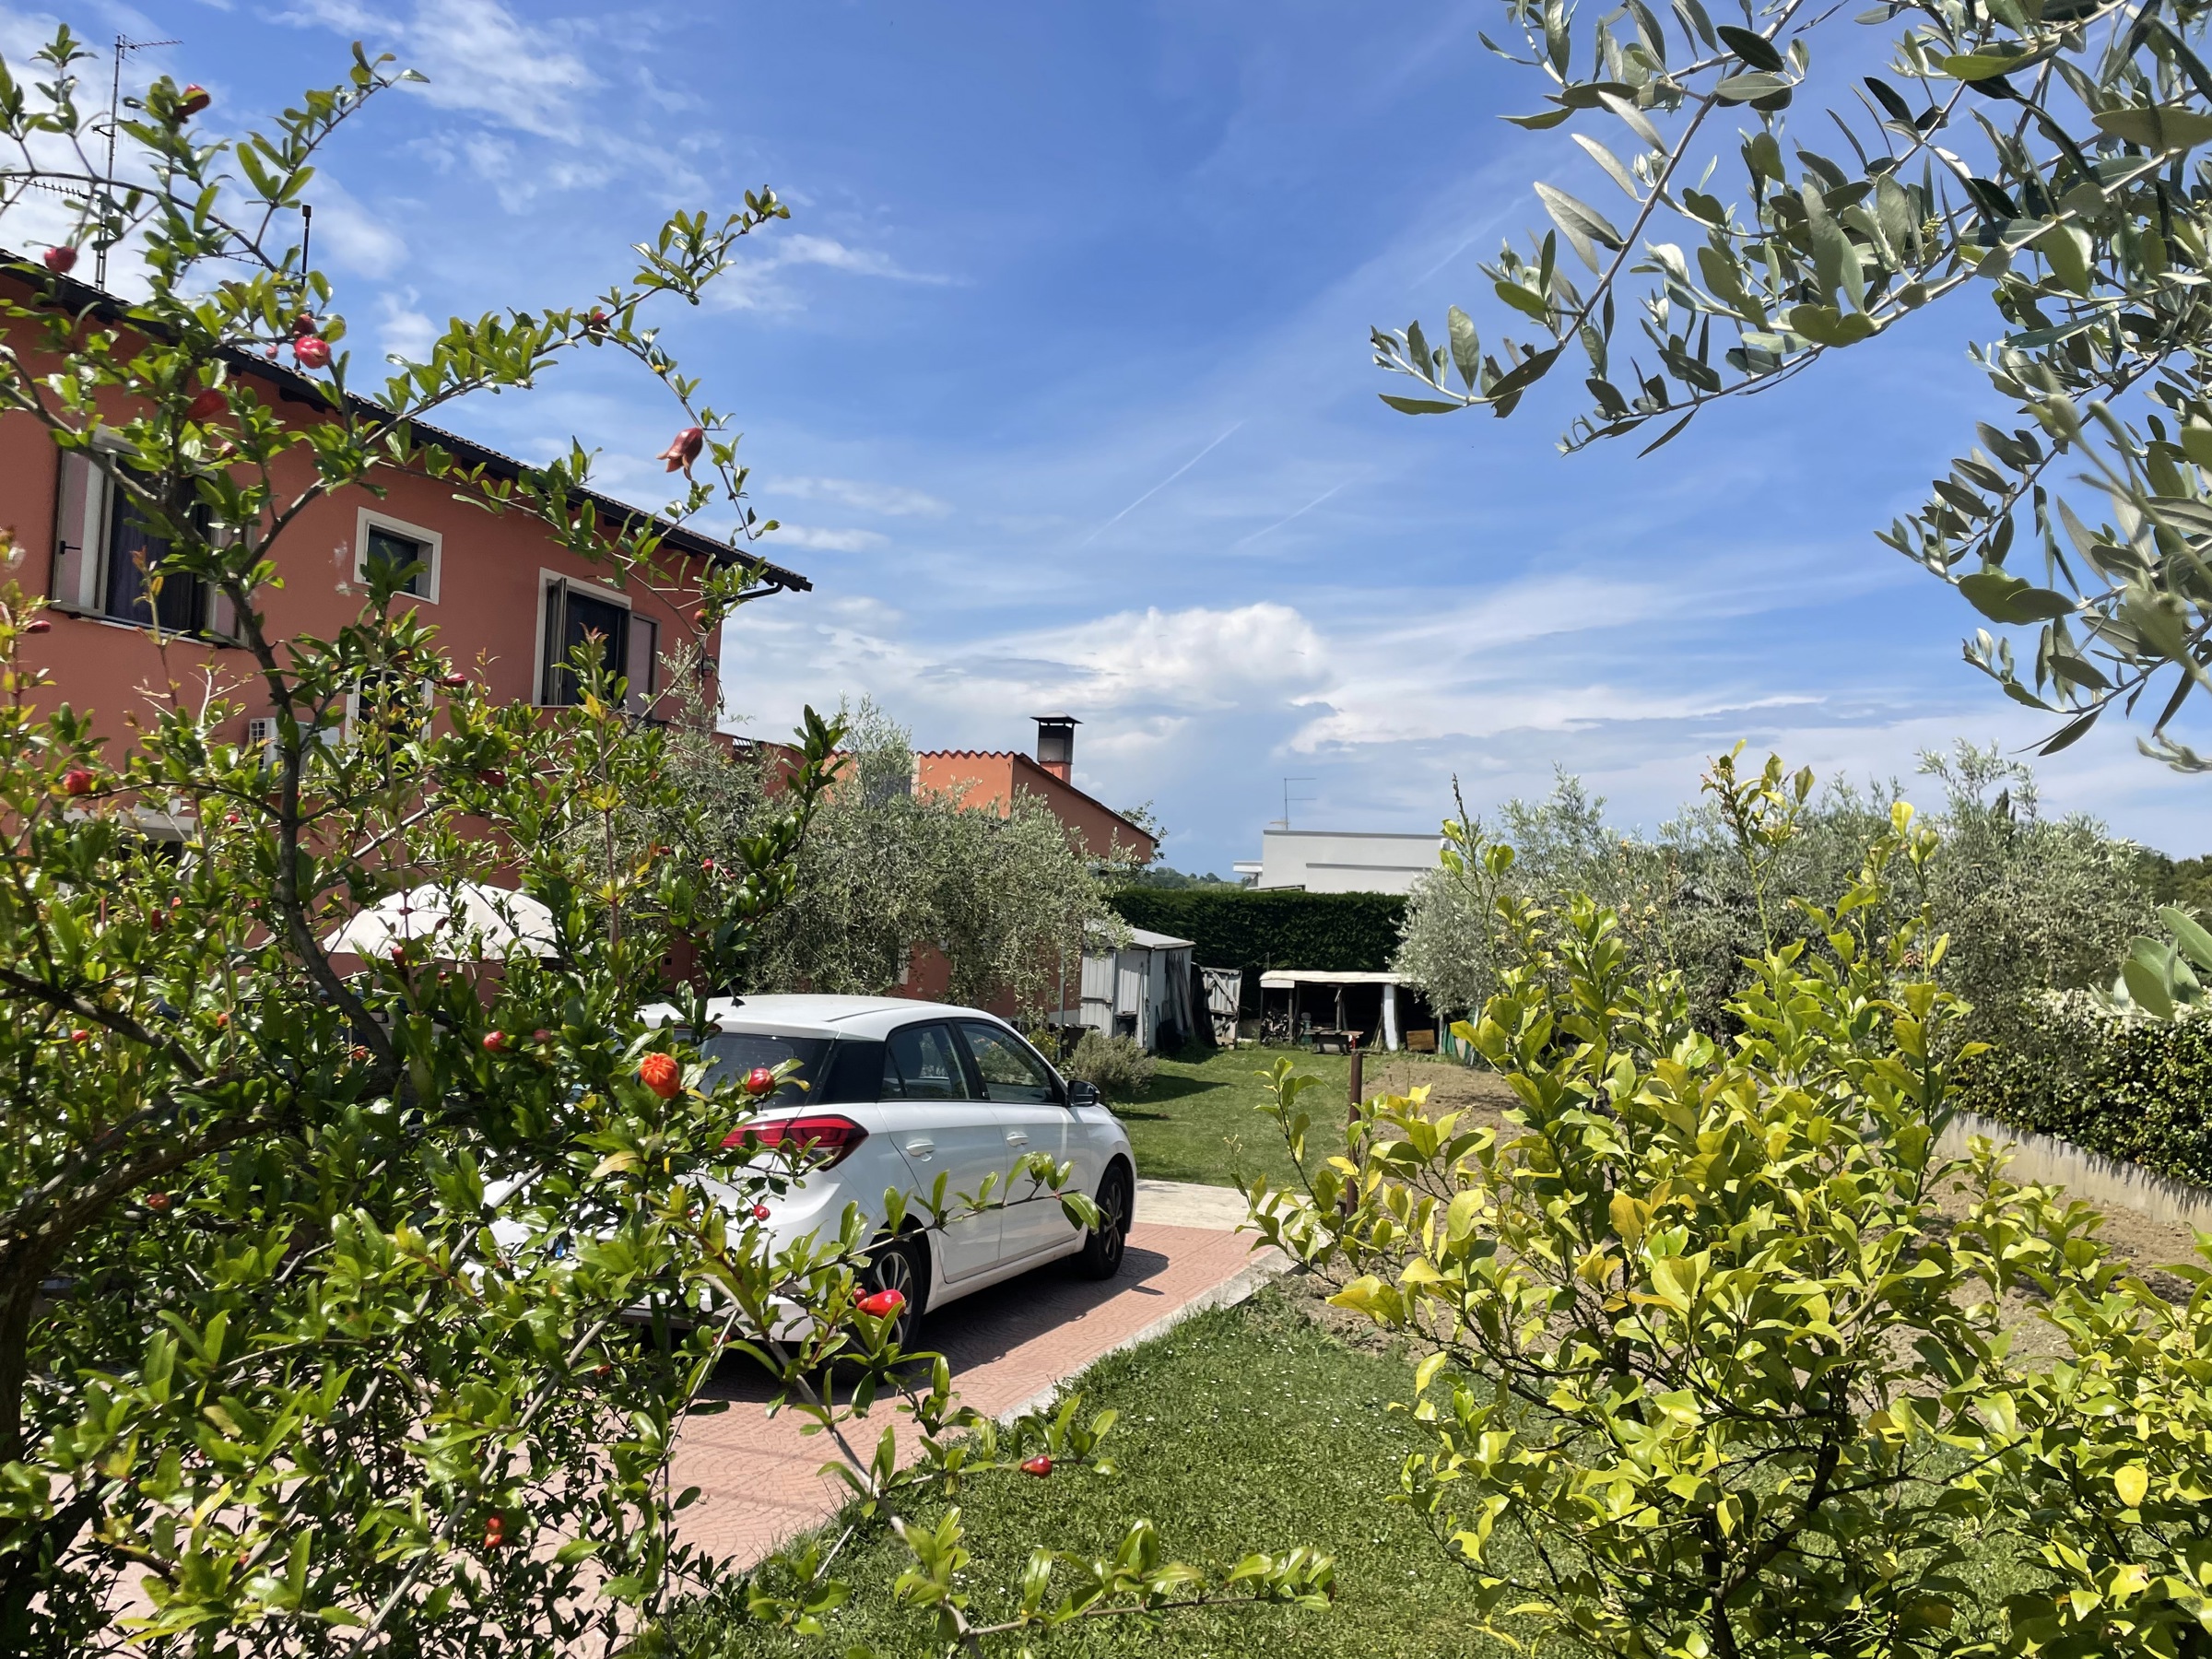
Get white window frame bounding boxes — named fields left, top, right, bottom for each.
left=52, top=448, right=230, bottom=638
left=352, top=507, right=442, bottom=604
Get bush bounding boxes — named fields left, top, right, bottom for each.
left=1108, top=888, right=1406, bottom=1015
left=1249, top=762, right=2212, bottom=1659
left=1960, top=994, right=2212, bottom=1186
left=1064, top=1030, right=1158, bottom=1100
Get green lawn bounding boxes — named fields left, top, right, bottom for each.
left=672, top=1288, right=1517, bottom=1659
left=1111, top=1045, right=1483, bottom=1191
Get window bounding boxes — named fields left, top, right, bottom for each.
left=353, top=510, right=441, bottom=602
left=51, top=450, right=228, bottom=636
left=958, top=1022, right=1058, bottom=1104
left=535, top=575, right=661, bottom=712
left=700, top=1032, right=830, bottom=1107
left=882, top=1023, right=972, bottom=1100
left=351, top=668, right=431, bottom=748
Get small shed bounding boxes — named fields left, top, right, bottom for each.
left=1075, top=925, right=1197, bottom=1053
left=1257, top=968, right=1432, bottom=1052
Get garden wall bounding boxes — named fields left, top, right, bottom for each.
left=1106, top=888, right=1407, bottom=1015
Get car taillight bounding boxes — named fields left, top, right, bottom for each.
left=722, top=1113, right=870, bottom=1169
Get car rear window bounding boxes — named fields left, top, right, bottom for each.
left=699, top=1033, right=830, bottom=1107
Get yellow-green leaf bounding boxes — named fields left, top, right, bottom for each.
left=2114, top=1464, right=2149, bottom=1509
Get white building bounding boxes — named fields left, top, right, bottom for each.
left=1231, top=828, right=1441, bottom=895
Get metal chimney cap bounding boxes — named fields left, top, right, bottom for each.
left=1030, top=712, right=1081, bottom=724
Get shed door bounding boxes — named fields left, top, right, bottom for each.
left=1115, top=950, right=1146, bottom=1043
left=1078, top=950, right=1117, bottom=1034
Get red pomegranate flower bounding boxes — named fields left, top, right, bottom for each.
left=856, top=1288, right=906, bottom=1318
left=751, top=1203, right=771, bottom=1221
left=24, top=618, right=49, bottom=634
left=638, top=1053, right=682, bottom=1099
left=657, top=426, right=704, bottom=476
left=42, top=246, right=76, bottom=275
left=186, top=387, right=227, bottom=423
left=744, top=1065, right=776, bottom=1097
left=61, top=768, right=95, bottom=796
left=177, top=85, right=211, bottom=118
left=294, top=335, right=331, bottom=370
left=483, top=1030, right=509, bottom=1053
left=1019, top=1455, right=1053, bottom=1478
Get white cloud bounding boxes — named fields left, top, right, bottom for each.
left=774, top=476, right=951, bottom=518
left=1022, top=603, right=1330, bottom=712
left=392, top=0, right=596, bottom=143
left=771, top=524, right=889, bottom=553
left=374, top=289, right=437, bottom=360
left=307, top=174, right=406, bottom=276
left=710, top=233, right=953, bottom=313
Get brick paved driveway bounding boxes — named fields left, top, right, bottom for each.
left=670, top=1193, right=1281, bottom=1568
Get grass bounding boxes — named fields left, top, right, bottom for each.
left=679, top=1288, right=2049, bottom=1659
left=1110, top=1044, right=1480, bottom=1192
left=675, top=1287, right=1515, bottom=1659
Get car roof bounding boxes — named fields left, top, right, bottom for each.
left=636, top=993, right=1013, bottom=1041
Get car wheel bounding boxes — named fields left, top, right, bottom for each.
left=863, top=1232, right=929, bottom=1349
left=1076, top=1161, right=1133, bottom=1280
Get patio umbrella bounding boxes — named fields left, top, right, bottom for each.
left=322, top=882, right=559, bottom=962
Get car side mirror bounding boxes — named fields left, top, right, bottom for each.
left=1066, top=1078, right=1101, bottom=1109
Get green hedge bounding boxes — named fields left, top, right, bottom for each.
left=1958, top=997, right=2212, bottom=1188
left=1106, top=888, right=1407, bottom=1015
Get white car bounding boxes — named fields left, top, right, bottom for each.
left=643, top=994, right=1136, bottom=1344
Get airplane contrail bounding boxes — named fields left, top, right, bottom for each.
left=1230, top=479, right=1352, bottom=550
left=1077, top=422, right=1244, bottom=548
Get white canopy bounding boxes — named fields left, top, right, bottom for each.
left=322, top=882, right=559, bottom=962
left=1258, top=969, right=1406, bottom=988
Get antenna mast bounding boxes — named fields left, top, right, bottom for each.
left=98, top=33, right=181, bottom=288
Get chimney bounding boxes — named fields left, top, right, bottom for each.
left=1031, top=713, right=1078, bottom=782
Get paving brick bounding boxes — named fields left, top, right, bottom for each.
left=671, top=1221, right=1282, bottom=1568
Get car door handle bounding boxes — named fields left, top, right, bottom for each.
left=1004, top=1130, right=1030, bottom=1147
left=904, top=1138, right=935, bottom=1160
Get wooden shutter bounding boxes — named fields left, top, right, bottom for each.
left=49, top=449, right=99, bottom=612
left=625, top=611, right=659, bottom=712
left=538, top=581, right=567, bottom=705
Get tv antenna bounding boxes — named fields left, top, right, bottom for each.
left=1273, top=776, right=1316, bottom=831
left=98, top=33, right=181, bottom=288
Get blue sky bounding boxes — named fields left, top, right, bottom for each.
left=12, top=0, right=2211, bottom=869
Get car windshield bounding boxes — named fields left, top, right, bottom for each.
left=698, top=1032, right=830, bottom=1108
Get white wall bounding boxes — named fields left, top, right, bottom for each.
left=1255, top=829, right=1440, bottom=895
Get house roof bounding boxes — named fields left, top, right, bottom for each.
left=1124, top=925, right=1195, bottom=950
left=1, top=256, right=812, bottom=594
left=913, top=748, right=1158, bottom=852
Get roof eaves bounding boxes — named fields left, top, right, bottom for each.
left=1, top=257, right=813, bottom=595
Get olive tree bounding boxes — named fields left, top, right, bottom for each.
left=1375, top=0, right=2212, bottom=769
left=704, top=701, right=1118, bottom=1017
left=1396, top=745, right=2149, bottom=1041
left=0, top=31, right=1324, bottom=1657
